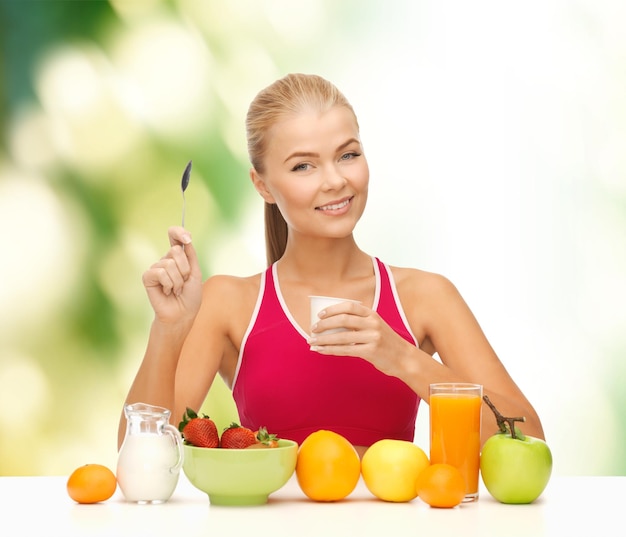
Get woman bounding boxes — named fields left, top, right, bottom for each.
left=118, top=73, right=544, bottom=454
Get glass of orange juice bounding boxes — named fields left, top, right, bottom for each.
left=429, top=383, right=483, bottom=502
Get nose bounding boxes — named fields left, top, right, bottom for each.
left=321, top=164, right=347, bottom=190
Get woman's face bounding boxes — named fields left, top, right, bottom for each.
left=253, top=105, right=369, bottom=241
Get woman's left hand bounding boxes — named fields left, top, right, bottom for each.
left=308, top=301, right=413, bottom=377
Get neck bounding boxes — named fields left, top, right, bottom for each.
left=277, top=235, right=371, bottom=286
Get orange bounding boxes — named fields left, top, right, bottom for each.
left=361, top=439, right=430, bottom=502
left=416, top=463, right=466, bottom=508
left=67, top=463, right=117, bottom=504
left=295, top=430, right=361, bottom=502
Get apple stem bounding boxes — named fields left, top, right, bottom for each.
left=483, top=395, right=526, bottom=440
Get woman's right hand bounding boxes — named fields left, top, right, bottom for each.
left=141, top=226, right=203, bottom=325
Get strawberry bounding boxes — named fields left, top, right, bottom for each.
left=255, top=426, right=279, bottom=448
left=220, top=422, right=257, bottom=449
left=178, top=407, right=219, bottom=448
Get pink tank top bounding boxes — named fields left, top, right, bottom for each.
left=232, top=257, right=420, bottom=446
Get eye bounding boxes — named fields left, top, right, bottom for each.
left=340, top=151, right=361, bottom=161
left=291, top=162, right=311, bottom=172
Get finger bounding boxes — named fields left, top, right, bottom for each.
left=309, top=327, right=350, bottom=346
left=180, top=239, right=201, bottom=280
left=309, top=340, right=367, bottom=356
left=317, top=302, right=366, bottom=321
left=312, top=313, right=360, bottom=334
left=161, top=256, right=186, bottom=295
left=169, top=245, right=192, bottom=282
left=167, top=226, right=192, bottom=248
left=143, top=265, right=176, bottom=296
left=166, top=227, right=200, bottom=281
left=144, top=257, right=186, bottom=296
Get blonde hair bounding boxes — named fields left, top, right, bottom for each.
left=246, top=73, right=358, bottom=265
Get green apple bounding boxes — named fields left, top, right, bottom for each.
left=480, top=396, right=553, bottom=504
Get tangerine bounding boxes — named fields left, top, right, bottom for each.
left=295, top=430, right=361, bottom=502
left=361, top=439, right=430, bottom=502
left=416, top=463, right=466, bottom=508
left=67, top=463, right=117, bottom=504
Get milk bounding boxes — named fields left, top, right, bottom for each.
left=117, top=433, right=181, bottom=503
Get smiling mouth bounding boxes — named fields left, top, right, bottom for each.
left=316, top=196, right=353, bottom=211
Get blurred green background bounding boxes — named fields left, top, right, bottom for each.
left=1, top=0, right=625, bottom=476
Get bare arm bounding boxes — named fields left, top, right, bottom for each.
left=309, top=269, right=545, bottom=445
left=411, top=272, right=545, bottom=443
left=171, top=274, right=245, bottom=427
left=118, top=225, right=257, bottom=449
left=117, top=227, right=202, bottom=449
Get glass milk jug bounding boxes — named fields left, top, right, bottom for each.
left=117, top=402, right=184, bottom=503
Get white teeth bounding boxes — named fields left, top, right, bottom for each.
left=318, top=199, right=350, bottom=211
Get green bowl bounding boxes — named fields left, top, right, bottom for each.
left=183, top=439, right=298, bottom=506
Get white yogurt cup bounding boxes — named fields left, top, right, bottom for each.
left=309, top=295, right=361, bottom=335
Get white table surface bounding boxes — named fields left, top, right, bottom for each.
left=1, top=473, right=621, bottom=537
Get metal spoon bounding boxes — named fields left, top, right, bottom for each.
left=181, top=160, right=192, bottom=227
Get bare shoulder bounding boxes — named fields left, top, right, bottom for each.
left=201, top=272, right=262, bottom=310
left=387, top=265, right=473, bottom=353
left=202, top=272, right=261, bottom=295
left=194, top=271, right=264, bottom=352
left=387, top=265, right=471, bottom=326
left=388, top=265, right=460, bottom=303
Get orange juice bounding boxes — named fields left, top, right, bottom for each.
left=429, top=384, right=482, bottom=501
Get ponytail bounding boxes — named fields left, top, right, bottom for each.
left=264, top=203, right=288, bottom=266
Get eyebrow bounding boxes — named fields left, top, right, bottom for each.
left=283, top=138, right=361, bottom=163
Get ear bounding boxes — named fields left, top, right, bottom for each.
left=250, top=168, right=275, bottom=204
